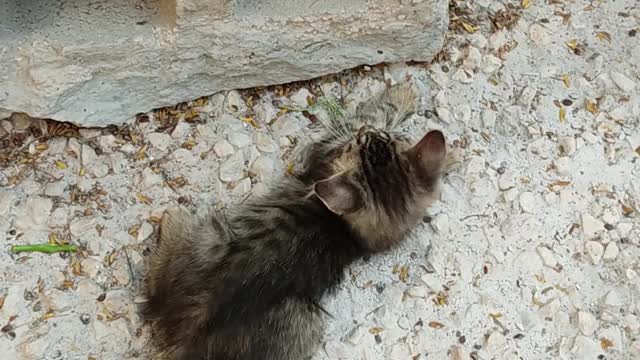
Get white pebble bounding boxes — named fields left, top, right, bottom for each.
left=498, top=171, right=516, bottom=191
left=454, top=104, right=472, bottom=124
left=219, top=152, right=246, bottom=183
left=571, top=335, right=600, bottom=358
left=99, top=135, right=116, bottom=153
left=585, top=241, right=604, bottom=264
left=485, top=331, right=508, bottom=356
left=435, top=107, right=453, bottom=124
left=603, top=242, right=619, bottom=261
left=213, top=139, right=235, bottom=157
left=250, top=156, right=276, bottom=182
left=48, top=207, right=68, bottom=227
left=228, top=132, right=252, bottom=148
left=171, top=121, right=191, bottom=139
left=519, top=192, right=538, bottom=213
left=231, top=178, right=252, bottom=197
left=554, top=157, right=572, bottom=176
left=171, top=148, right=197, bottom=166
left=482, top=55, right=503, bottom=74
left=290, top=88, right=312, bottom=108
left=577, top=311, right=598, bottom=336
left=140, top=168, right=162, bottom=190
left=44, top=181, right=66, bottom=197
left=465, top=156, right=485, bottom=174
left=137, top=222, right=154, bottom=242
left=610, top=71, right=636, bottom=92
left=70, top=217, right=97, bottom=237
left=536, top=247, right=557, bottom=268
left=581, top=213, right=604, bottom=238
left=255, top=133, right=278, bottom=153
left=557, top=136, right=577, bottom=156
left=529, top=24, right=550, bottom=46
left=431, top=213, right=450, bottom=235
left=147, top=132, right=172, bottom=151
left=81, top=144, right=97, bottom=166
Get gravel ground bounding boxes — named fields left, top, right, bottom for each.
left=1, top=1, right=639, bottom=359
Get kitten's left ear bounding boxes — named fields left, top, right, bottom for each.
left=314, top=174, right=363, bottom=215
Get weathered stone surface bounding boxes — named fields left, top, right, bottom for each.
left=0, top=0, right=448, bottom=126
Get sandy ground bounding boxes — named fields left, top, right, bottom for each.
left=1, top=0, right=639, bottom=359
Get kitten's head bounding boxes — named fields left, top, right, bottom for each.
left=313, top=125, right=446, bottom=252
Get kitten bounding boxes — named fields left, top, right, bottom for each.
left=142, top=84, right=447, bottom=360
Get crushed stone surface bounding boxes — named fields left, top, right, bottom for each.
left=1, top=1, right=640, bottom=359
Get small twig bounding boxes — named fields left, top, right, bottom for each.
left=460, top=214, right=490, bottom=221
left=11, top=244, right=78, bottom=254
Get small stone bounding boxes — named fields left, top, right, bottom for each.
left=436, top=107, right=453, bottom=124
left=498, top=171, right=516, bottom=190
left=581, top=213, right=604, bottom=237
left=554, top=157, right=571, bottom=176
left=48, top=138, right=67, bottom=155
left=219, top=152, right=245, bottom=183
left=571, top=335, right=600, bottom=358
left=140, top=168, right=162, bottom=190
left=465, top=156, right=485, bottom=174
left=482, top=55, right=503, bottom=74
left=99, top=135, right=117, bottom=153
left=70, top=217, right=97, bottom=237
left=213, top=139, right=234, bottom=157
left=557, top=137, right=577, bottom=156
left=228, top=132, right=252, bottom=148
left=76, top=178, right=95, bottom=192
left=171, top=148, right=197, bottom=166
left=323, top=339, right=352, bottom=358
left=529, top=24, right=550, bottom=46
left=489, top=30, right=507, bottom=49
left=577, top=311, right=598, bottom=336
left=585, top=241, right=604, bottom=264
left=462, top=47, right=482, bottom=71
left=581, top=131, right=599, bottom=144
left=601, top=207, right=621, bottom=225
left=17, top=196, right=53, bottom=231
left=80, top=313, right=91, bottom=325
left=385, top=343, right=411, bottom=358
left=482, top=109, right=497, bottom=128
left=406, top=286, right=429, bottom=298
left=454, top=104, right=472, bottom=124
left=48, top=207, right=69, bottom=227
left=250, top=156, right=276, bottom=182
left=44, top=181, right=66, bottom=197
left=171, top=121, right=191, bottom=139
left=469, top=33, right=488, bottom=49
left=536, top=247, right=557, bottom=268
left=610, top=71, right=636, bottom=92
left=453, top=68, right=474, bottom=83
left=518, top=86, right=537, bottom=108
left=77, top=279, right=100, bottom=298
left=90, top=162, right=110, bottom=178
left=81, top=144, right=97, bottom=166
left=231, top=178, right=252, bottom=197
left=603, top=242, right=619, bottom=261
left=450, top=346, right=470, bottom=360
left=290, top=88, right=312, bottom=108
left=255, top=133, right=278, bottom=153
left=226, top=90, right=246, bottom=113
left=147, top=132, right=172, bottom=151
left=431, top=213, right=450, bottom=235
left=81, top=257, right=100, bottom=277
left=519, top=192, right=538, bottom=213
left=137, top=222, right=154, bottom=242
left=485, top=331, right=507, bottom=356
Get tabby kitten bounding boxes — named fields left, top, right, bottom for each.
left=143, top=85, right=447, bottom=360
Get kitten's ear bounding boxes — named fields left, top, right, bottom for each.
left=314, top=174, right=363, bottom=215
left=408, top=130, right=447, bottom=174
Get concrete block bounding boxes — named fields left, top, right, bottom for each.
left=0, top=0, right=448, bottom=126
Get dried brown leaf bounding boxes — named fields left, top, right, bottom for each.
left=600, top=337, right=613, bottom=350
left=55, top=160, right=67, bottom=170
left=136, top=193, right=153, bottom=205
left=369, top=327, right=384, bottom=335
left=585, top=99, right=599, bottom=114
left=595, top=31, right=612, bottom=43
left=562, top=74, right=571, bottom=88
left=559, top=107, right=567, bottom=122
left=428, top=321, right=445, bottom=329
left=521, top=0, right=531, bottom=9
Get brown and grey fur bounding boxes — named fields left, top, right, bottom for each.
left=143, top=84, right=447, bottom=360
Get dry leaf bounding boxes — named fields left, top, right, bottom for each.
left=595, top=31, right=612, bottom=42
left=79, top=167, right=86, bottom=176
left=434, top=291, right=449, bottom=306
left=398, top=265, right=409, bottom=282
left=461, top=22, right=478, bottom=34
left=136, top=193, right=153, bottom=205
left=428, top=321, right=445, bottom=329
left=0, top=295, right=5, bottom=310
left=35, top=143, right=48, bottom=151
left=562, top=74, right=571, bottom=88
left=559, top=107, right=566, bottom=122
left=622, top=204, right=635, bottom=216
left=369, top=327, right=384, bottom=335
left=241, top=116, right=259, bottom=128
left=521, top=0, right=531, bottom=9
left=565, top=39, right=578, bottom=50
left=128, top=224, right=141, bottom=238
left=585, top=99, right=599, bottom=114
left=55, top=160, right=67, bottom=170
left=600, top=337, right=613, bottom=350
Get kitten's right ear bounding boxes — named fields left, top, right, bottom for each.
left=314, top=174, right=363, bottom=216
left=407, top=130, right=447, bottom=174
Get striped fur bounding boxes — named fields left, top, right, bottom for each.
left=143, top=84, right=446, bottom=359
